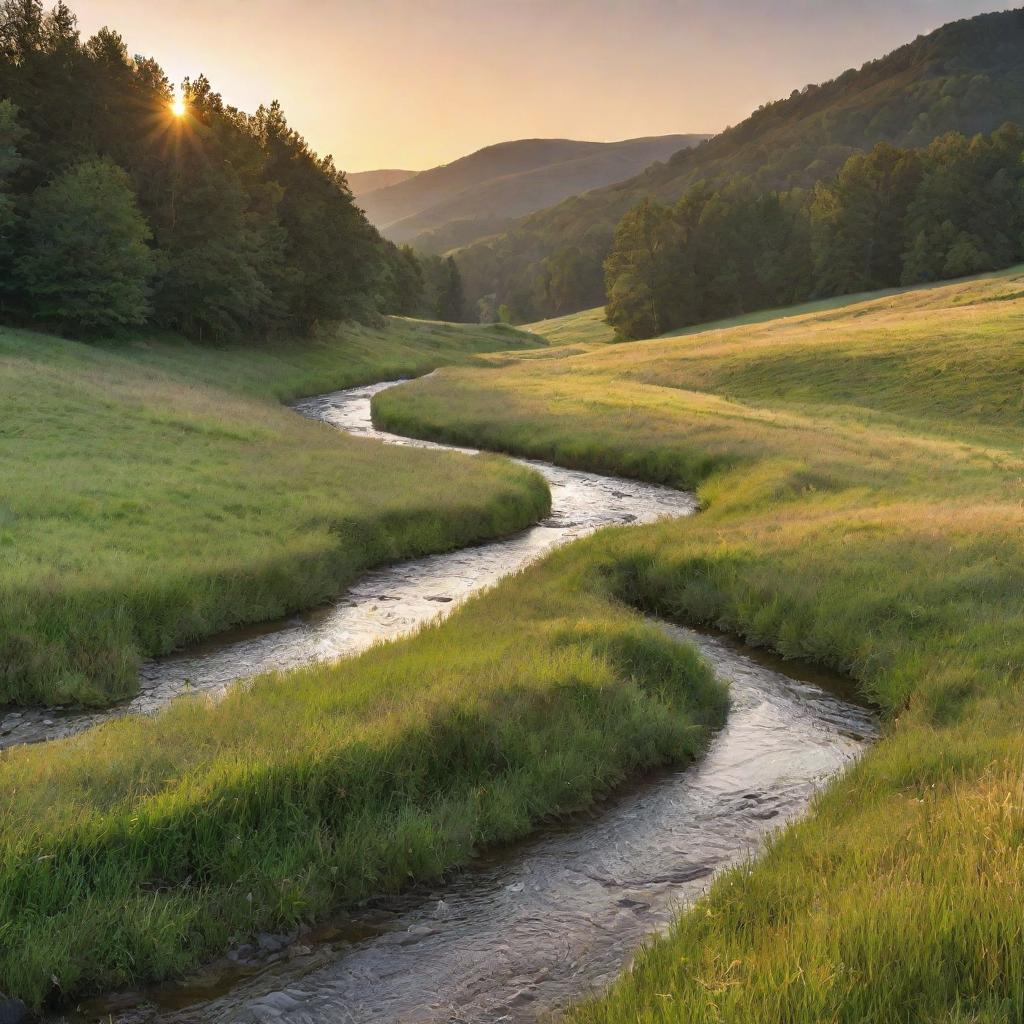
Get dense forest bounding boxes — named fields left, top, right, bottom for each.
left=604, top=124, right=1024, bottom=339
left=0, top=0, right=463, bottom=339
left=456, top=8, right=1024, bottom=322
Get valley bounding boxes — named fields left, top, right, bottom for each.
left=1, top=2, right=1022, bottom=1021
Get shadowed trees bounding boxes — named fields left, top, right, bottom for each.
left=0, top=0, right=426, bottom=339
left=605, top=127, right=1024, bottom=339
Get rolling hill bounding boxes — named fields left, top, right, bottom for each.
left=456, top=7, right=1024, bottom=321
left=358, top=135, right=708, bottom=251
left=346, top=168, right=418, bottom=197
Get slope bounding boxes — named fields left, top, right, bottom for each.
left=456, top=7, right=1024, bottom=320
left=359, top=135, right=706, bottom=248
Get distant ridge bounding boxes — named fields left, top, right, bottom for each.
left=456, top=7, right=1024, bottom=320
left=346, top=168, right=418, bottom=198
left=357, top=135, right=708, bottom=252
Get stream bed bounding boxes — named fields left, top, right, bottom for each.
left=2, top=381, right=696, bottom=750
left=38, top=379, right=874, bottom=1024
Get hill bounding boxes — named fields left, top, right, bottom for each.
left=359, top=135, right=707, bottom=250
left=374, top=267, right=1024, bottom=1021
left=456, top=7, right=1024, bottom=320
left=346, top=168, right=418, bottom=197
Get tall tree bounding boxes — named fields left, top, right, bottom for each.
left=435, top=255, right=465, bottom=321
left=18, top=157, right=154, bottom=334
left=604, top=198, right=689, bottom=340
left=811, top=143, right=923, bottom=294
left=0, top=99, right=24, bottom=293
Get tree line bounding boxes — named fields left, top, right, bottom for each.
left=0, top=0, right=466, bottom=340
left=454, top=9, right=1024, bottom=325
left=604, top=124, right=1024, bottom=340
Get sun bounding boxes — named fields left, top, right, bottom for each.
left=170, top=96, right=186, bottom=118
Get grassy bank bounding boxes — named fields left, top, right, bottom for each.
left=376, top=270, right=1024, bottom=1021
left=0, top=318, right=547, bottom=707
left=0, top=542, right=726, bottom=1008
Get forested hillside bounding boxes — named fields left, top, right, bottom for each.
left=360, top=135, right=705, bottom=252
left=0, top=0, right=427, bottom=339
left=457, top=7, right=1024, bottom=321
left=605, top=125, right=1024, bottom=338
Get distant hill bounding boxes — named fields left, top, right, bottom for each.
left=458, top=7, right=1024, bottom=321
left=358, top=135, right=708, bottom=251
left=346, top=168, right=418, bottom=197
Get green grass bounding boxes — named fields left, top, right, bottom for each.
left=0, top=317, right=548, bottom=707
left=375, top=269, right=1024, bottom=1022
left=0, top=540, right=726, bottom=1008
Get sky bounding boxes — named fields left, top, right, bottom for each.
left=71, top=1, right=1014, bottom=173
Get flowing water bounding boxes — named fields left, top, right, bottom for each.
left=1, top=381, right=696, bottom=750
left=69, top=626, right=874, bottom=1024
left=35, top=379, right=875, bottom=1023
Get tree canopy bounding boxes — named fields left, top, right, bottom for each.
left=0, top=0, right=428, bottom=339
left=604, top=125, right=1024, bottom=340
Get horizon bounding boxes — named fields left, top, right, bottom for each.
left=69, top=0, right=1014, bottom=173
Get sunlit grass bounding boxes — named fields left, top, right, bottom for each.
left=0, top=542, right=726, bottom=1007
left=376, top=269, right=1024, bottom=1022
left=0, top=317, right=547, bottom=706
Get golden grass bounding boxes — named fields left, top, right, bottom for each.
left=375, top=268, right=1024, bottom=1022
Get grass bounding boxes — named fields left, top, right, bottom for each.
left=374, top=269, right=1024, bottom=1022
left=0, top=317, right=548, bottom=707
left=0, top=540, right=726, bottom=1009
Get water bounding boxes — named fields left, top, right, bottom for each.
left=0, top=381, right=696, bottom=750
left=70, top=626, right=874, bottom=1024
left=30, top=378, right=874, bottom=1023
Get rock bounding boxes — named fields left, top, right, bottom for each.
left=0, top=996, right=28, bottom=1024
left=257, top=933, right=287, bottom=954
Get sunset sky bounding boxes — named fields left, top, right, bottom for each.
left=72, top=1, right=1012, bottom=173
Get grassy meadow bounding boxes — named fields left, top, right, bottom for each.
left=375, top=270, right=1024, bottom=1021
left=0, top=317, right=548, bottom=707
left=0, top=540, right=726, bottom=1007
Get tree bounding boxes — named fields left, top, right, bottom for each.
left=435, top=255, right=464, bottom=321
left=18, top=157, right=154, bottom=334
left=811, top=143, right=922, bottom=294
left=604, top=199, right=688, bottom=340
left=378, top=243, right=424, bottom=317
left=0, top=99, right=24, bottom=290
left=150, top=78, right=284, bottom=341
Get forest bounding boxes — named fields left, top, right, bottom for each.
left=0, top=0, right=466, bottom=339
left=605, top=124, right=1024, bottom=339
left=454, top=8, right=1024, bottom=323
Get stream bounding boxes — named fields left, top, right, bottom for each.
left=40, top=379, right=875, bottom=1024
left=1, top=381, right=696, bottom=750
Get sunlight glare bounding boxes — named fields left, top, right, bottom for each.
left=170, top=96, right=186, bottom=118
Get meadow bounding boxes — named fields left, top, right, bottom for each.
left=375, top=270, right=1024, bottom=1021
left=0, top=539, right=726, bottom=1007
left=0, top=317, right=547, bottom=707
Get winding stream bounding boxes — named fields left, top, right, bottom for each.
left=1, top=381, right=696, bottom=750
left=38, top=379, right=874, bottom=1024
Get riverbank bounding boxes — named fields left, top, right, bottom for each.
left=0, top=531, right=726, bottom=1009
left=0, top=318, right=546, bottom=707
left=375, top=270, right=1024, bottom=1020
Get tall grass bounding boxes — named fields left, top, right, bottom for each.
left=376, top=269, right=1024, bottom=1022
left=0, top=318, right=547, bottom=706
left=0, top=543, right=726, bottom=1008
